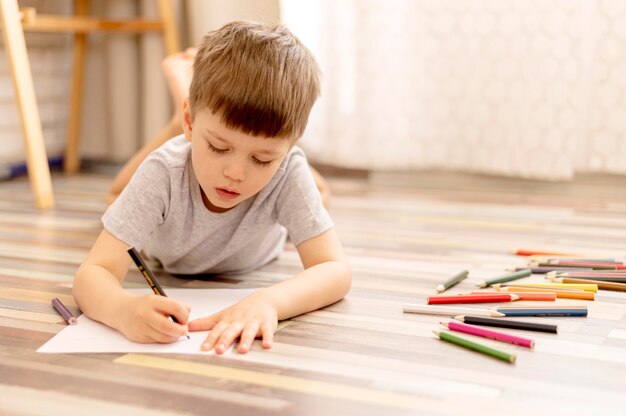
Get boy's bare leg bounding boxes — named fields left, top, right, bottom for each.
left=107, top=50, right=195, bottom=204
left=107, top=49, right=331, bottom=206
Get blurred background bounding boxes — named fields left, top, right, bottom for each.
left=2, top=0, right=626, bottom=181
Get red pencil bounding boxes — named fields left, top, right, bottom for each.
left=427, top=293, right=519, bottom=304
left=470, top=291, right=555, bottom=301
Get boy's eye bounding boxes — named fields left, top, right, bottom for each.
left=208, top=142, right=228, bottom=153
left=252, top=157, right=272, bottom=166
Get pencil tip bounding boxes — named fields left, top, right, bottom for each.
left=454, top=315, right=464, bottom=321
left=436, top=285, right=444, bottom=292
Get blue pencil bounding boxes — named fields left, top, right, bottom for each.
left=495, top=307, right=588, bottom=317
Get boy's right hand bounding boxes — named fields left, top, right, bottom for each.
left=117, top=294, right=190, bottom=343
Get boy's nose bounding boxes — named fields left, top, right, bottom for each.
left=223, top=164, right=245, bottom=181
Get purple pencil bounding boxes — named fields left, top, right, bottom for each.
left=51, top=298, right=77, bottom=325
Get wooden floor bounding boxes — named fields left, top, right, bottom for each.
left=1, top=168, right=626, bottom=415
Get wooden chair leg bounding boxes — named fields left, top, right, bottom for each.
left=156, top=0, right=180, bottom=55
left=0, top=0, right=54, bottom=209
left=64, top=0, right=89, bottom=174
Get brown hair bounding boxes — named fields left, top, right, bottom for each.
left=189, top=21, right=320, bottom=139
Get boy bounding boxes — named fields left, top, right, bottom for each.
left=73, top=21, right=352, bottom=354
left=106, top=48, right=331, bottom=208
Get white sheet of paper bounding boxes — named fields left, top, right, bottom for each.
left=38, top=288, right=259, bottom=354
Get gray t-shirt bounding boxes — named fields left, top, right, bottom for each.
left=102, top=135, right=333, bottom=275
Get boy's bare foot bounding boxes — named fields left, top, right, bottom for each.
left=162, top=48, right=197, bottom=118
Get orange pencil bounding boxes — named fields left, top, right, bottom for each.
left=470, top=291, right=555, bottom=301
left=515, top=249, right=579, bottom=257
left=497, top=286, right=595, bottom=301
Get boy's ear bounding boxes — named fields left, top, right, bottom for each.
left=182, top=99, right=193, bottom=142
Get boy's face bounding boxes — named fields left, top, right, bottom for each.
left=182, top=100, right=292, bottom=213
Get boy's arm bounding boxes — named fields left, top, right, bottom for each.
left=190, top=228, right=351, bottom=353
left=73, top=229, right=189, bottom=343
left=263, top=227, right=352, bottom=319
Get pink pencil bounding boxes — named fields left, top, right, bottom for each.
left=440, top=321, right=535, bottom=349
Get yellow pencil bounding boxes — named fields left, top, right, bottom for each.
left=496, top=285, right=595, bottom=300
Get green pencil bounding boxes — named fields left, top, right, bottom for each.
left=477, top=269, right=531, bottom=288
left=437, top=270, right=469, bottom=293
left=433, top=330, right=516, bottom=363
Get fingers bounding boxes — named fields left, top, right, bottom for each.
left=145, top=296, right=189, bottom=340
left=152, top=297, right=191, bottom=325
left=188, top=314, right=219, bottom=331
left=146, top=311, right=188, bottom=341
left=237, top=322, right=260, bottom=353
left=261, top=323, right=274, bottom=349
left=215, top=322, right=246, bottom=354
left=200, top=321, right=229, bottom=352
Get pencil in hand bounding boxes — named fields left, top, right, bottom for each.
left=127, top=247, right=190, bottom=339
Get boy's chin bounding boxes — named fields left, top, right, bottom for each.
left=201, top=190, right=238, bottom=213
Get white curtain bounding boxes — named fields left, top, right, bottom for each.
left=281, top=0, right=626, bottom=180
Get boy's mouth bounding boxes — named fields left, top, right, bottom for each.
left=215, top=187, right=240, bottom=200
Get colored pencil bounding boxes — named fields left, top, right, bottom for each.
left=433, top=330, right=516, bottom=363
left=496, top=282, right=598, bottom=292
left=128, top=247, right=190, bottom=339
left=51, top=297, right=77, bottom=325
left=542, top=257, right=620, bottom=263
left=514, top=249, right=579, bottom=257
left=494, top=307, right=588, bottom=317
left=533, top=260, right=625, bottom=270
left=497, top=286, right=594, bottom=300
left=477, top=269, right=531, bottom=288
left=545, top=260, right=625, bottom=269
left=547, top=276, right=626, bottom=292
left=496, top=304, right=586, bottom=309
left=402, top=303, right=505, bottom=317
left=427, top=293, right=519, bottom=305
left=510, top=266, right=593, bottom=274
left=436, top=270, right=469, bottom=293
left=455, top=315, right=558, bottom=333
left=548, top=271, right=626, bottom=282
left=441, top=321, right=534, bottom=348
left=469, top=291, right=555, bottom=301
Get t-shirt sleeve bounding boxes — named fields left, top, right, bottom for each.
left=274, top=153, right=334, bottom=246
left=102, top=156, right=171, bottom=250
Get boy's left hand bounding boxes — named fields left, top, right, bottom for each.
left=188, top=292, right=278, bottom=354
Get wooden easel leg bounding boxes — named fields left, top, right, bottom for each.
left=64, top=0, right=89, bottom=174
left=156, top=0, right=180, bottom=55
left=0, top=0, right=54, bottom=209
